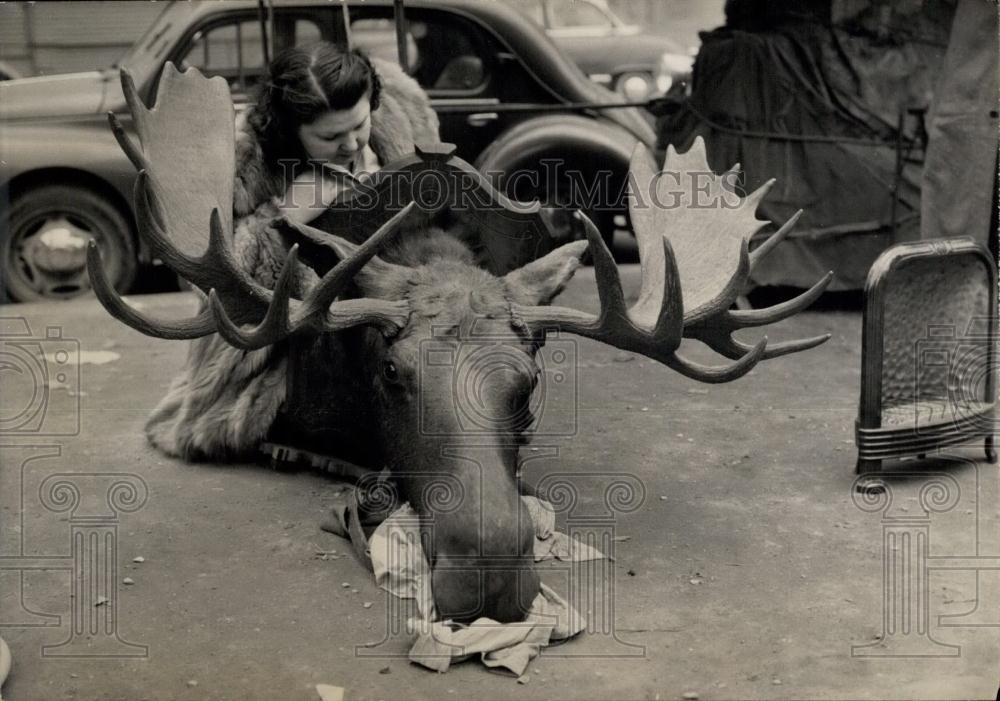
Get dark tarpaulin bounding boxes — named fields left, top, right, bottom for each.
left=920, top=0, right=999, bottom=248
left=655, top=0, right=954, bottom=290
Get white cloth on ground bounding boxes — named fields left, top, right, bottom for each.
left=363, top=495, right=605, bottom=675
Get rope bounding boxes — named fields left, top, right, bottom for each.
left=434, top=96, right=914, bottom=150
left=677, top=100, right=915, bottom=149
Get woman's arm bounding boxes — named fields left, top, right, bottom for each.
left=276, top=168, right=352, bottom=225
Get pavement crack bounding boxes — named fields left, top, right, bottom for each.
left=618, top=627, right=685, bottom=633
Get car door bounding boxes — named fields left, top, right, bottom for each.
left=346, top=6, right=516, bottom=162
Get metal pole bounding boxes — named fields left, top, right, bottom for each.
left=257, top=0, right=272, bottom=66
left=22, top=4, right=39, bottom=75
left=341, top=1, right=353, bottom=51
left=890, top=110, right=903, bottom=238
left=394, top=0, right=409, bottom=73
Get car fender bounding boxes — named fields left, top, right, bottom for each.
left=1, top=119, right=136, bottom=208
left=0, top=118, right=146, bottom=255
left=474, top=113, right=641, bottom=188
left=603, top=62, right=657, bottom=78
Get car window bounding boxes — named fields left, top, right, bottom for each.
left=350, top=10, right=490, bottom=94
left=548, top=0, right=612, bottom=29
left=180, top=15, right=323, bottom=101
left=181, top=20, right=266, bottom=98
left=351, top=19, right=420, bottom=67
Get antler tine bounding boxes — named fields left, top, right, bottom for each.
left=108, top=111, right=149, bottom=172
left=756, top=334, right=831, bottom=359
left=204, top=208, right=272, bottom=305
left=575, top=211, right=627, bottom=321
left=650, top=236, right=684, bottom=350
left=87, top=241, right=217, bottom=339
left=744, top=177, right=776, bottom=210
left=515, top=212, right=688, bottom=364
left=749, top=209, right=802, bottom=268
left=667, top=336, right=767, bottom=383
left=720, top=163, right=741, bottom=194
left=119, top=67, right=146, bottom=125
left=683, top=270, right=832, bottom=361
left=691, top=324, right=830, bottom=361
left=296, top=202, right=417, bottom=323
left=577, top=210, right=683, bottom=351
left=207, top=245, right=300, bottom=350
left=730, top=271, right=833, bottom=327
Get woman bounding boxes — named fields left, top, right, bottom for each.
left=144, top=43, right=440, bottom=460
left=235, top=41, right=439, bottom=221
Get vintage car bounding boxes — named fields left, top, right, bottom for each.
left=509, top=0, right=693, bottom=100
left=0, top=0, right=654, bottom=301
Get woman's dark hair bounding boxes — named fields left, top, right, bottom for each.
left=250, top=42, right=382, bottom=166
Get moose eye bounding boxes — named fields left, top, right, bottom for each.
left=381, top=360, right=400, bottom=384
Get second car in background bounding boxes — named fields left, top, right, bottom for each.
left=509, top=0, right=693, bottom=100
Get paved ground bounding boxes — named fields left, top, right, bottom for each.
left=1, top=266, right=997, bottom=700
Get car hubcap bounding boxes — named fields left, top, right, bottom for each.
left=13, top=214, right=107, bottom=299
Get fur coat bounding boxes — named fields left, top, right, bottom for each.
left=144, top=59, right=440, bottom=460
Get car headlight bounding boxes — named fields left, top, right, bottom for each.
left=654, top=51, right=694, bottom=96
left=614, top=73, right=650, bottom=101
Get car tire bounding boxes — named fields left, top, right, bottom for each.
left=2, top=184, right=136, bottom=302
left=505, top=167, right=619, bottom=260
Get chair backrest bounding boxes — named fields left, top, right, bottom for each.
left=859, top=237, right=996, bottom=431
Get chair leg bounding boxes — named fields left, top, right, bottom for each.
left=855, top=457, right=885, bottom=493
left=856, top=456, right=881, bottom=475
left=986, top=434, right=997, bottom=464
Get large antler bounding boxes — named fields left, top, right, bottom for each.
left=88, top=63, right=410, bottom=348
left=513, top=137, right=832, bottom=383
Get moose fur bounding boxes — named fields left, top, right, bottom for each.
left=145, top=59, right=441, bottom=460
left=312, top=225, right=586, bottom=622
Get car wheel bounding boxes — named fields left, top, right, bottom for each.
left=2, top=184, right=136, bottom=302
left=505, top=168, right=619, bottom=258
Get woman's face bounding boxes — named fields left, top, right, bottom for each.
left=297, top=95, right=372, bottom=168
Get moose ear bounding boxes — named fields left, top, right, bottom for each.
left=503, top=240, right=589, bottom=305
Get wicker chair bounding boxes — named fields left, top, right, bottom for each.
left=856, top=238, right=997, bottom=480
